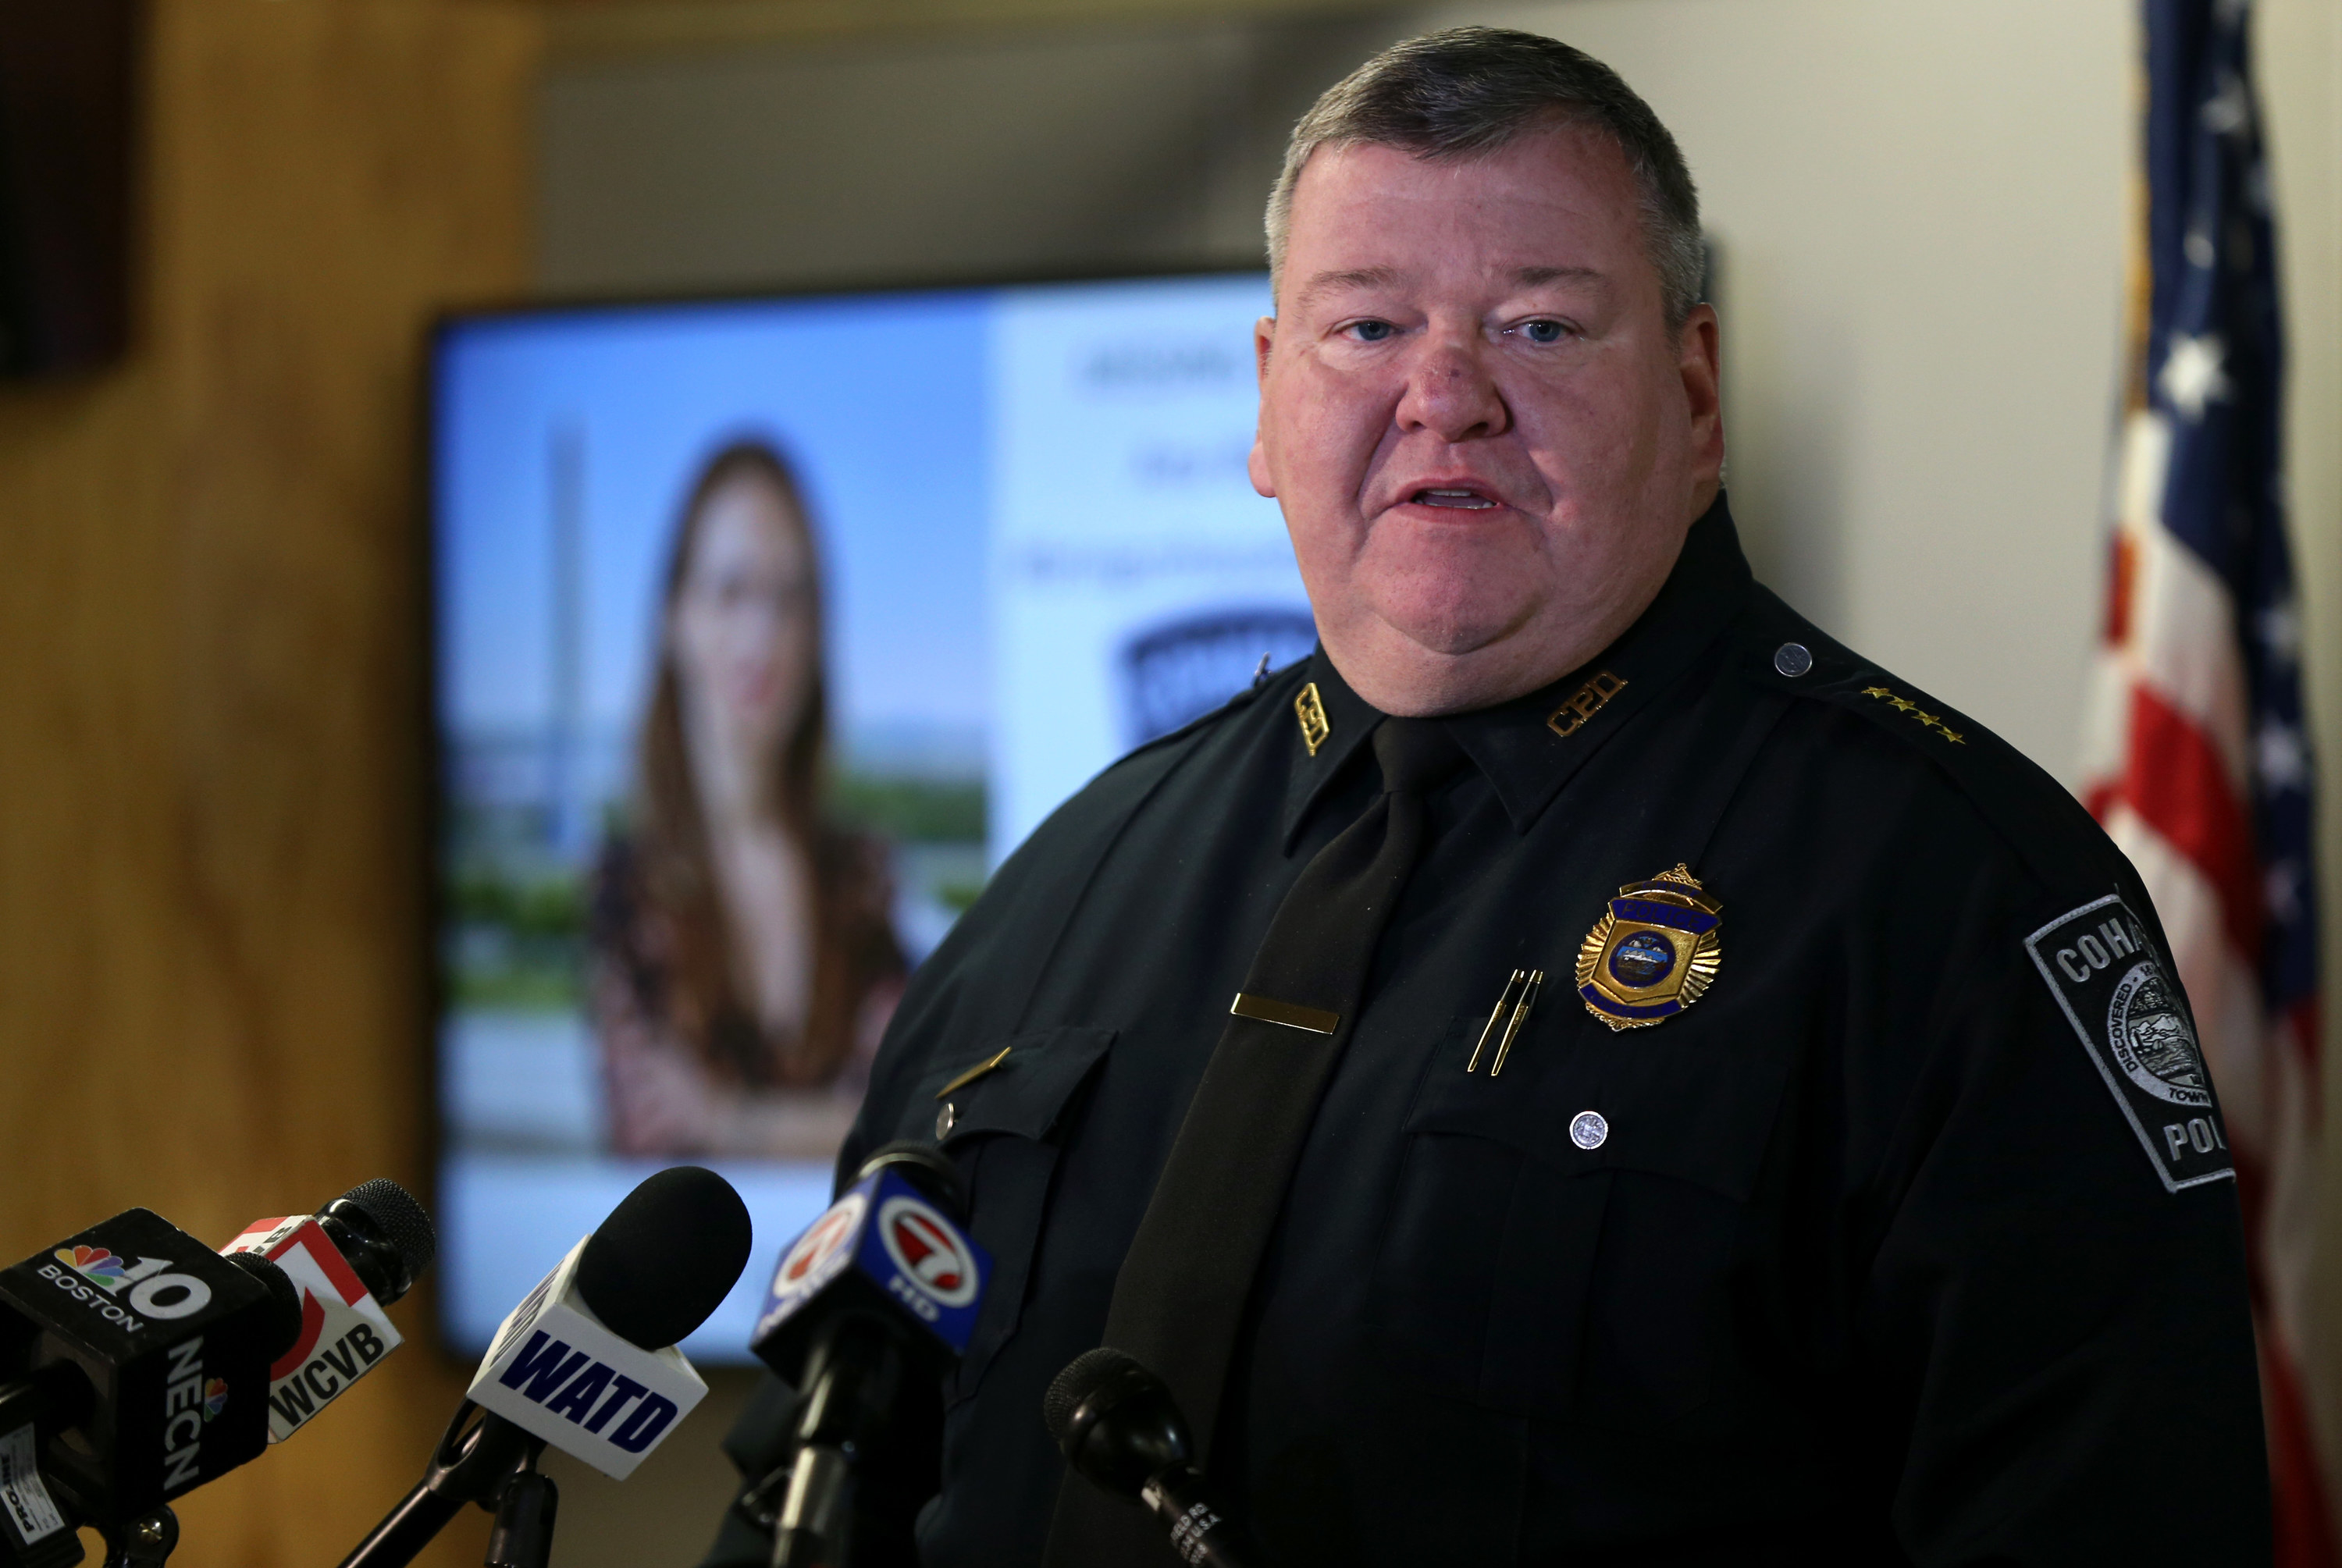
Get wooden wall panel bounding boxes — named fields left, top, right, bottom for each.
left=0, top=2, right=539, bottom=1563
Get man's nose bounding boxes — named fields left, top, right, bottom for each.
left=1394, top=337, right=1511, bottom=441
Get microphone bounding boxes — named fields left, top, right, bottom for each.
left=0, top=1360, right=97, bottom=1568
left=469, top=1163, right=749, bottom=1474
left=0, top=1209, right=306, bottom=1543
left=219, top=1178, right=436, bottom=1443
left=340, top=1165, right=753, bottom=1568
left=1045, top=1348, right=1262, bottom=1568
left=741, top=1143, right=992, bottom=1568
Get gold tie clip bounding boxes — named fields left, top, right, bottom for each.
left=1230, top=992, right=1340, bottom=1036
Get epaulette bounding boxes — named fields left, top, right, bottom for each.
left=1727, top=585, right=2124, bottom=898
left=1102, top=656, right=1300, bottom=773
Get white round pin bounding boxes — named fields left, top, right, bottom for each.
left=1569, top=1110, right=1609, bottom=1150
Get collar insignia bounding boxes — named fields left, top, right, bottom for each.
left=1294, top=682, right=1331, bottom=756
left=1576, top=864, right=1723, bottom=1032
left=1547, top=670, right=1628, bottom=738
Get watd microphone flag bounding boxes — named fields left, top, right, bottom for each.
left=465, top=1236, right=709, bottom=1481
left=2080, top=0, right=2332, bottom=1556
left=340, top=1166, right=753, bottom=1568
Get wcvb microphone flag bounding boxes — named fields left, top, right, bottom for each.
left=221, top=1217, right=401, bottom=1442
left=2080, top=1, right=2333, bottom=1557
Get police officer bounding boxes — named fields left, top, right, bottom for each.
left=704, top=27, right=2267, bottom=1566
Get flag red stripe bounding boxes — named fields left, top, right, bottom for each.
left=2287, top=997, right=2323, bottom=1097
left=2263, top=1314, right=2340, bottom=1568
left=2114, top=682, right=2263, bottom=959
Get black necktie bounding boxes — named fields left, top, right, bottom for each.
left=1045, top=715, right=1468, bottom=1566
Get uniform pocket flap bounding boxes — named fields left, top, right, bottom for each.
left=924, top=1026, right=1116, bottom=1147
left=1404, top=1022, right=1792, bottom=1203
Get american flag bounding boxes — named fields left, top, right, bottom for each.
left=2080, top=0, right=2330, bottom=1557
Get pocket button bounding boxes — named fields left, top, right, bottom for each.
left=936, top=1101, right=957, bottom=1140
left=1569, top=1110, right=1609, bottom=1150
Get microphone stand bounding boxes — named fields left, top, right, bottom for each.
left=340, top=1402, right=559, bottom=1568
left=98, top=1507, right=176, bottom=1568
left=731, top=1314, right=912, bottom=1568
left=482, top=1449, right=557, bottom=1568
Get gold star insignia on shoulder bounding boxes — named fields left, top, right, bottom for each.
left=1576, top=863, right=1723, bottom=1032
left=1860, top=684, right=1966, bottom=744
left=1295, top=682, right=1331, bottom=756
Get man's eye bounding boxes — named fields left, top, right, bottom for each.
left=1515, top=319, right=1568, bottom=345
left=1345, top=320, right=1397, bottom=343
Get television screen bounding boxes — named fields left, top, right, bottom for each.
left=431, top=272, right=1308, bottom=1360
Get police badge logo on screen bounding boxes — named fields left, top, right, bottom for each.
left=2025, top=894, right=2233, bottom=1191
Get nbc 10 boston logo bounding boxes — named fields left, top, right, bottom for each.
left=757, top=1171, right=989, bottom=1353
left=44, top=1244, right=216, bottom=1328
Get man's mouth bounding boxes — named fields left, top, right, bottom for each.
left=1410, top=486, right=1498, bottom=510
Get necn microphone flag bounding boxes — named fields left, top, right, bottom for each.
left=2080, top=1, right=2333, bottom=1558
left=222, top=1216, right=403, bottom=1443
left=467, top=1238, right=709, bottom=1481
left=0, top=1210, right=283, bottom=1522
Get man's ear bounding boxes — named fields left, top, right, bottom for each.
left=1250, top=314, right=1280, bottom=500
left=1248, top=437, right=1276, bottom=500
left=1677, top=301, right=1723, bottom=482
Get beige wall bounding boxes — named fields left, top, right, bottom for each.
left=2264, top=0, right=2342, bottom=1501
left=539, top=9, right=1410, bottom=293
left=1440, top=0, right=2130, bottom=772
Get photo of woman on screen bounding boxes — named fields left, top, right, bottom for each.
left=590, top=440, right=905, bottom=1157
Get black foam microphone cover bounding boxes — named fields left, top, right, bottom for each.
left=1048, top=1349, right=1262, bottom=1567
left=1044, top=1347, right=1193, bottom=1499
left=577, top=1165, right=753, bottom=1349
left=319, top=1178, right=437, bottom=1306
left=222, top=1250, right=305, bottom=1365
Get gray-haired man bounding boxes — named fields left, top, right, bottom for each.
left=706, top=28, right=2265, bottom=1566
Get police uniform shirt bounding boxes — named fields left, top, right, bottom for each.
left=704, top=497, right=2267, bottom=1566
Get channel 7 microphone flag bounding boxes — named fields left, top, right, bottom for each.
left=751, top=1151, right=991, bottom=1380
left=743, top=1146, right=990, bottom=1568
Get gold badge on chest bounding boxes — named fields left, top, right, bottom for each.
left=1575, top=864, right=1723, bottom=1032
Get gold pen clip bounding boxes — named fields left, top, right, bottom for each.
left=1466, top=969, right=1529, bottom=1073
left=1489, top=970, right=1544, bottom=1077
left=934, top=1045, right=1013, bottom=1100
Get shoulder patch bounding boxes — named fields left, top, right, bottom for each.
left=2023, top=894, right=2233, bottom=1192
